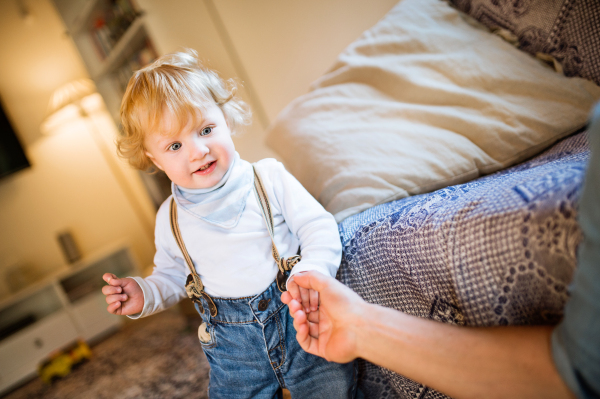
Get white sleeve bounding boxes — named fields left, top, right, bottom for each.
left=129, top=199, right=188, bottom=319
left=262, top=160, right=342, bottom=283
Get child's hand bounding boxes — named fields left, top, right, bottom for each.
left=287, top=272, right=319, bottom=313
left=101, top=273, right=144, bottom=316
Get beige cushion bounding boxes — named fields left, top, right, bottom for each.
left=266, top=0, right=600, bottom=223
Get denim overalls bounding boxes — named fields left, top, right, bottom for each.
left=194, top=280, right=356, bottom=398
left=170, top=167, right=357, bottom=399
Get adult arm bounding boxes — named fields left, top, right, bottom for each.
left=285, top=104, right=600, bottom=399
left=551, top=103, right=600, bottom=398
left=283, top=271, right=574, bottom=399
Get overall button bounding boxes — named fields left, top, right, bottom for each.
left=258, top=299, right=270, bottom=311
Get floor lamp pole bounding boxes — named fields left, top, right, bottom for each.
left=80, top=106, right=155, bottom=242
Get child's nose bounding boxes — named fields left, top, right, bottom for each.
left=190, top=140, right=209, bottom=160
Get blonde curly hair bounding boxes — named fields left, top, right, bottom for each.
left=117, top=49, right=251, bottom=171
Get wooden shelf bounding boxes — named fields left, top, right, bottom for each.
left=93, top=15, right=147, bottom=79
left=52, top=0, right=171, bottom=209
left=70, top=0, right=104, bottom=34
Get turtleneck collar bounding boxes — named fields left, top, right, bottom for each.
left=177, top=154, right=236, bottom=195
left=172, top=152, right=254, bottom=229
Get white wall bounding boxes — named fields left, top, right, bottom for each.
left=138, top=0, right=399, bottom=160
left=137, top=0, right=278, bottom=163
left=0, top=0, right=398, bottom=299
left=210, top=0, right=400, bottom=124
left=0, top=0, right=155, bottom=299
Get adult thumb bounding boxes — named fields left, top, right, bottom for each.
left=292, top=270, right=330, bottom=293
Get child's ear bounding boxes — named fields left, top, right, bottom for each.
left=145, top=152, right=164, bottom=171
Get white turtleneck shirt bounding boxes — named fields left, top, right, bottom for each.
left=131, top=154, right=342, bottom=318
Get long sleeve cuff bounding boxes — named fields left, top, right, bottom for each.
left=126, top=276, right=156, bottom=319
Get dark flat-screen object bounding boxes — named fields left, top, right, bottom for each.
left=0, top=102, right=30, bottom=179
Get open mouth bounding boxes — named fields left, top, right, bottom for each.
left=194, top=161, right=216, bottom=174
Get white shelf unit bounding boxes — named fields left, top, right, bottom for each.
left=51, top=0, right=172, bottom=207
left=0, top=244, right=139, bottom=395
left=55, top=0, right=157, bottom=121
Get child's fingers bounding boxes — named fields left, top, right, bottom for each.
left=299, top=286, right=310, bottom=313
left=103, top=273, right=121, bottom=286
left=105, top=294, right=128, bottom=305
left=310, top=289, right=319, bottom=312
left=102, top=285, right=122, bottom=296
left=107, top=301, right=122, bottom=314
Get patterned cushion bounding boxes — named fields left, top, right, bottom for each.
left=447, top=0, right=600, bottom=85
left=338, top=131, right=588, bottom=398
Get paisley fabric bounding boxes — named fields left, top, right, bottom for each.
left=446, top=0, right=600, bottom=85
left=338, top=131, right=588, bottom=398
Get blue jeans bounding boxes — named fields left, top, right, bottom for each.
left=194, top=279, right=357, bottom=399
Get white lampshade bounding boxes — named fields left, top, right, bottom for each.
left=41, top=79, right=104, bottom=135
left=37, top=78, right=156, bottom=238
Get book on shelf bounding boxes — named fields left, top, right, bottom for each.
left=114, top=40, right=158, bottom=93
left=88, top=0, right=140, bottom=60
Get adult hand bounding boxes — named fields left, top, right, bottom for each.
left=281, top=270, right=366, bottom=364
left=284, top=272, right=575, bottom=399
left=101, top=273, right=144, bottom=316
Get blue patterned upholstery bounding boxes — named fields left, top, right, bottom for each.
left=446, top=0, right=600, bottom=85
left=338, top=132, right=589, bottom=398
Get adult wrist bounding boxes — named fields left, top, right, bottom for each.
left=354, top=302, right=416, bottom=365
left=351, top=301, right=379, bottom=359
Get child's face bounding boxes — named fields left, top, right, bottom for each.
left=144, top=103, right=236, bottom=189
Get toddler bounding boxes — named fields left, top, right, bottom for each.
left=101, top=49, right=356, bottom=398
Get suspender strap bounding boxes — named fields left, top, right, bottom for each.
left=252, top=165, right=301, bottom=275
left=169, top=198, right=217, bottom=317
left=168, top=164, right=302, bottom=305
left=170, top=199, right=202, bottom=289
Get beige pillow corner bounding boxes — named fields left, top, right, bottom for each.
left=266, top=0, right=600, bottom=222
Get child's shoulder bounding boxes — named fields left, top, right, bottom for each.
left=155, top=194, right=175, bottom=221
left=252, top=157, right=280, bottom=168
left=251, top=158, right=291, bottom=184
left=251, top=158, right=287, bottom=175
left=149, top=195, right=176, bottom=241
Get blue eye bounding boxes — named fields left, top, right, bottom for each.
left=200, top=126, right=212, bottom=136
left=169, top=142, right=182, bottom=151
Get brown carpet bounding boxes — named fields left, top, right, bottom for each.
left=3, top=308, right=210, bottom=399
